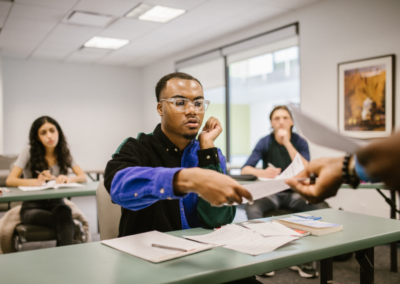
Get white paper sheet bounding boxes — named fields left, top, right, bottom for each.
left=184, top=224, right=298, bottom=256
left=243, top=222, right=301, bottom=237
left=239, top=154, right=305, bottom=204
left=289, top=104, right=365, bottom=153
left=102, top=231, right=213, bottom=263
left=19, top=180, right=84, bottom=191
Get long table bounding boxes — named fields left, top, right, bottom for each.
left=0, top=208, right=399, bottom=284
left=0, top=181, right=99, bottom=203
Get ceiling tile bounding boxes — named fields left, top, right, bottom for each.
left=0, top=16, right=6, bottom=28
left=73, top=0, right=141, bottom=17
left=0, top=2, right=12, bottom=17
left=97, top=18, right=160, bottom=41
left=250, top=0, right=320, bottom=10
left=9, top=3, right=66, bottom=22
left=15, top=0, right=78, bottom=11
left=65, top=48, right=111, bottom=63
left=31, top=48, right=71, bottom=60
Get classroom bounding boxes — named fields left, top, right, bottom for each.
left=0, top=0, right=399, bottom=283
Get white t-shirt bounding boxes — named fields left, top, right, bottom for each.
left=14, top=145, right=77, bottom=178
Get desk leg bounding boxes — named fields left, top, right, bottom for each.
left=390, top=190, right=398, bottom=272
left=320, top=258, right=333, bottom=284
left=87, top=173, right=96, bottom=182
left=355, top=247, right=374, bottom=284
left=96, top=173, right=100, bottom=181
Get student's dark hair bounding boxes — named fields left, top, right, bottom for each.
left=269, top=105, right=294, bottom=132
left=155, top=72, right=202, bottom=102
left=269, top=105, right=293, bottom=120
left=29, top=116, right=72, bottom=178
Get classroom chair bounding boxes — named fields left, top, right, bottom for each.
left=96, top=180, right=121, bottom=240
left=14, top=219, right=87, bottom=252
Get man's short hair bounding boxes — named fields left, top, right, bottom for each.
left=155, top=72, right=203, bottom=102
left=269, top=105, right=293, bottom=120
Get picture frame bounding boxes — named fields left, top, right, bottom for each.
left=338, top=54, right=395, bottom=139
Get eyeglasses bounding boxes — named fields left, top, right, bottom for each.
left=159, top=98, right=210, bottom=113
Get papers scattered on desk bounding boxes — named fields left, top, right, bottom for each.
left=239, top=154, right=305, bottom=204
left=242, top=222, right=302, bottom=237
left=101, top=231, right=213, bottom=263
left=184, top=224, right=298, bottom=256
left=19, top=180, right=84, bottom=191
left=273, top=217, right=343, bottom=236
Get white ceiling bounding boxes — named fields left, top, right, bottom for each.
left=0, top=0, right=321, bottom=67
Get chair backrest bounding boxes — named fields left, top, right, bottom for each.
left=96, top=180, right=121, bottom=241
left=0, top=155, right=17, bottom=170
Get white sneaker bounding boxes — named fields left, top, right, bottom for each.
left=289, top=265, right=319, bottom=278
left=259, top=271, right=275, bottom=277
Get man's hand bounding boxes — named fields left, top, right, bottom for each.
left=261, top=167, right=281, bottom=178
left=275, top=129, right=290, bottom=145
left=198, top=117, right=222, bottom=149
left=285, top=157, right=344, bottom=204
left=174, top=168, right=253, bottom=206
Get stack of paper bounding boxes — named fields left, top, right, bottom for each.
left=184, top=224, right=298, bottom=256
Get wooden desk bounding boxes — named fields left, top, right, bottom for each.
left=0, top=209, right=399, bottom=284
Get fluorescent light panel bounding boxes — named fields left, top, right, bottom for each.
left=126, top=3, right=185, bottom=23
left=84, top=36, right=129, bottom=50
left=139, top=6, right=185, bottom=23
left=67, top=11, right=114, bottom=28
left=125, top=3, right=153, bottom=18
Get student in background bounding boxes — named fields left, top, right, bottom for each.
left=241, top=105, right=328, bottom=278
left=6, top=116, right=86, bottom=246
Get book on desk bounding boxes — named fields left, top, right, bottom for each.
left=273, top=217, right=343, bottom=236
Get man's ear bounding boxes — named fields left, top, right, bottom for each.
left=157, top=102, right=163, bottom=117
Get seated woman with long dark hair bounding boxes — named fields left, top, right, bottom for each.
left=6, top=116, right=87, bottom=246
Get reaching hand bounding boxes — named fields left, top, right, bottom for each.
left=198, top=117, right=223, bottom=149
left=174, top=168, right=253, bottom=206
left=285, top=157, right=344, bottom=204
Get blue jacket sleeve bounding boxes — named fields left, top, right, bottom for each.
left=243, top=138, right=266, bottom=168
left=295, top=135, right=310, bottom=161
left=110, top=166, right=186, bottom=211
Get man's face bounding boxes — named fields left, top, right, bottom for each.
left=270, top=109, right=293, bottom=132
left=158, top=78, right=205, bottom=140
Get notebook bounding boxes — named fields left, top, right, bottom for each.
left=18, top=180, right=84, bottom=191
left=101, top=231, right=214, bottom=263
left=273, top=217, right=343, bottom=236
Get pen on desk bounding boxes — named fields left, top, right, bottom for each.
left=151, top=243, right=188, bottom=252
left=268, top=163, right=276, bottom=169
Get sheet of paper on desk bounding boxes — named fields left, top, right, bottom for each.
left=240, top=154, right=304, bottom=203
left=243, top=222, right=301, bottom=237
left=289, top=104, right=364, bottom=153
left=184, top=224, right=298, bottom=256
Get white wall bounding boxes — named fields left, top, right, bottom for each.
left=0, top=54, right=3, bottom=154
left=140, top=0, right=400, bottom=218
left=3, top=59, right=142, bottom=171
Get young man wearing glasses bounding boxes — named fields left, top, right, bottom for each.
left=104, top=72, right=253, bottom=238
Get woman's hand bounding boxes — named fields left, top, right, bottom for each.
left=55, top=175, right=70, bottom=184
left=35, top=170, right=54, bottom=185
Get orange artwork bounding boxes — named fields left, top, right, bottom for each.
left=344, top=65, right=386, bottom=131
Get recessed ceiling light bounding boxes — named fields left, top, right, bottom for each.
left=66, top=11, right=114, bottom=28
left=138, top=5, right=185, bottom=23
left=84, top=37, right=129, bottom=50
left=125, top=3, right=153, bottom=19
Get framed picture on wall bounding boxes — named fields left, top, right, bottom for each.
left=338, top=54, right=395, bottom=139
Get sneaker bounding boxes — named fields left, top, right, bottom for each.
left=258, top=271, right=275, bottom=277
left=289, top=265, right=319, bottom=278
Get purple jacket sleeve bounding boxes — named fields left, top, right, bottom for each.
left=110, top=167, right=186, bottom=211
